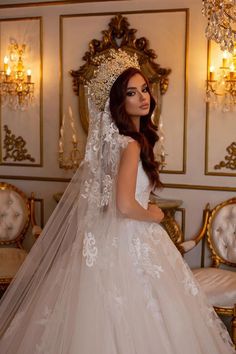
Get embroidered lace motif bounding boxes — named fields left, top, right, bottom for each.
left=181, top=261, right=199, bottom=296
left=83, top=232, right=98, bottom=267
left=130, top=235, right=164, bottom=279
left=129, top=234, right=164, bottom=320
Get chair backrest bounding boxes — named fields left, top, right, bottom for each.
left=207, top=197, right=236, bottom=267
left=0, top=183, right=30, bottom=246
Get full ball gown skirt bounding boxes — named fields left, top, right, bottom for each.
left=0, top=162, right=235, bottom=353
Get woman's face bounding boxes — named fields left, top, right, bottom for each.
left=124, top=73, right=150, bottom=119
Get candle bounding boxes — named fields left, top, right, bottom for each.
left=68, top=106, right=76, bottom=131
left=26, top=69, right=31, bottom=83
left=60, top=125, right=64, bottom=139
left=229, top=64, right=235, bottom=80
left=68, top=105, right=73, bottom=119
left=68, top=106, right=78, bottom=145
left=59, top=138, right=63, bottom=153
left=72, top=133, right=77, bottom=144
left=69, top=106, right=75, bottom=131
left=60, top=114, right=65, bottom=139
left=222, top=51, right=229, bottom=68
left=209, top=65, right=215, bottom=81
left=6, top=67, right=11, bottom=80
left=3, top=56, right=9, bottom=72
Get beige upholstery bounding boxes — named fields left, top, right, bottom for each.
left=211, top=204, right=236, bottom=263
left=180, top=197, right=236, bottom=346
left=193, top=268, right=236, bottom=308
left=0, top=183, right=42, bottom=292
left=0, top=189, right=29, bottom=242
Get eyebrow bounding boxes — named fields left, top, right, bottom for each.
left=127, top=83, right=147, bottom=90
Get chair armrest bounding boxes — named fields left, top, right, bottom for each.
left=179, top=240, right=197, bottom=253
left=30, top=193, right=42, bottom=239
left=179, top=204, right=211, bottom=254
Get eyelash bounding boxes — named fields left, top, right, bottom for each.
left=126, top=87, right=148, bottom=96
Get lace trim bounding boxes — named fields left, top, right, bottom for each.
left=181, top=261, right=199, bottom=296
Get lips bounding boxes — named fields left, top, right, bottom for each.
left=140, top=104, right=149, bottom=109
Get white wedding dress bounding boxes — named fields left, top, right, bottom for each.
left=0, top=161, right=235, bottom=354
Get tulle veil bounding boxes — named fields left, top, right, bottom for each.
left=0, top=98, right=132, bottom=347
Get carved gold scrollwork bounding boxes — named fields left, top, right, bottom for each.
left=214, top=142, right=236, bottom=170
left=71, top=13, right=171, bottom=133
left=161, top=211, right=183, bottom=250
left=2, top=125, right=35, bottom=163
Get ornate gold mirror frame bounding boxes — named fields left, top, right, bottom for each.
left=71, top=14, right=171, bottom=134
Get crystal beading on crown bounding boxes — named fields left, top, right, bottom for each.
left=87, top=49, right=140, bottom=111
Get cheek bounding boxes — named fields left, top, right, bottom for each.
left=125, top=98, right=136, bottom=115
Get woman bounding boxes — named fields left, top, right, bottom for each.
left=0, top=49, right=234, bottom=353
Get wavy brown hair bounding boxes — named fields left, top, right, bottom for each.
left=109, top=67, right=162, bottom=188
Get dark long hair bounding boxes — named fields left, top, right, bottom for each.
left=109, top=67, right=162, bottom=188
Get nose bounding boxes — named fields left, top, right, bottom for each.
left=138, top=91, right=146, bottom=101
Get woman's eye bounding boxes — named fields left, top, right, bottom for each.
left=142, top=86, right=148, bottom=93
left=126, top=91, right=135, bottom=96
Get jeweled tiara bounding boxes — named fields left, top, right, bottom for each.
left=87, top=49, right=140, bottom=111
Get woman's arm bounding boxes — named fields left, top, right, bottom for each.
left=116, top=141, right=164, bottom=223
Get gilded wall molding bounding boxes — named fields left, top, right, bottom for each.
left=2, top=125, right=35, bottom=163
left=62, top=9, right=189, bottom=174
left=0, top=0, right=116, bottom=9
left=214, top=142, right=236, bottom=170
left=205, top=41, right=236, bottom=177
left=0, top=16, right=43, bottom=167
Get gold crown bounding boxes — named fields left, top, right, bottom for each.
left=87, top=49, right=140, bottom=111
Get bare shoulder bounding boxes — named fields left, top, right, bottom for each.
left=121, top=140, right=140, bottom=163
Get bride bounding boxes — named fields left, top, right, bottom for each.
left=0, top=49, right=235, bottom=354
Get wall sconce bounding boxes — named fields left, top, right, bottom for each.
left=206, top=46, right=236, bottom=112
left=58, top=106, right=82, bottom=171
left=0, top=40, right=34, bottom=110
left=202, top=0, right=236, bottom=53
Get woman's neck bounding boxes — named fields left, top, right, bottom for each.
left=131, top=117, right=140, bottom=132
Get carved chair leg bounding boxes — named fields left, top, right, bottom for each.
left=231, top=304, right=236, bottom=347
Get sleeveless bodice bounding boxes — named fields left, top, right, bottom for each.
left=135, top=161, right=151, bottom=209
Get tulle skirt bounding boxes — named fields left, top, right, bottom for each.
left=0, top=218, right=235, bottom=354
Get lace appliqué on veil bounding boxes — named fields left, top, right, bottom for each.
left=83, top=231, right=98, bottom=267
left=181, top=261, right=199, bottom=296
left=204, top=303, right=236, bottom=351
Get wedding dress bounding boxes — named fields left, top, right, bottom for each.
left=0, top=49, right=235, bottom=351
left=0, top=156, right=235, bottom=353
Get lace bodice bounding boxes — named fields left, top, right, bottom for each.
left=135, top=162, right=151, bottom=209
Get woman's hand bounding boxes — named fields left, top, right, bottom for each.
left=147, top=203, right=164, bottom=223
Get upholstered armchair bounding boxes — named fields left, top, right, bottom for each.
left=180, top=197, right=236, bottom=345
left=0, top=182, right=42, bottom=294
